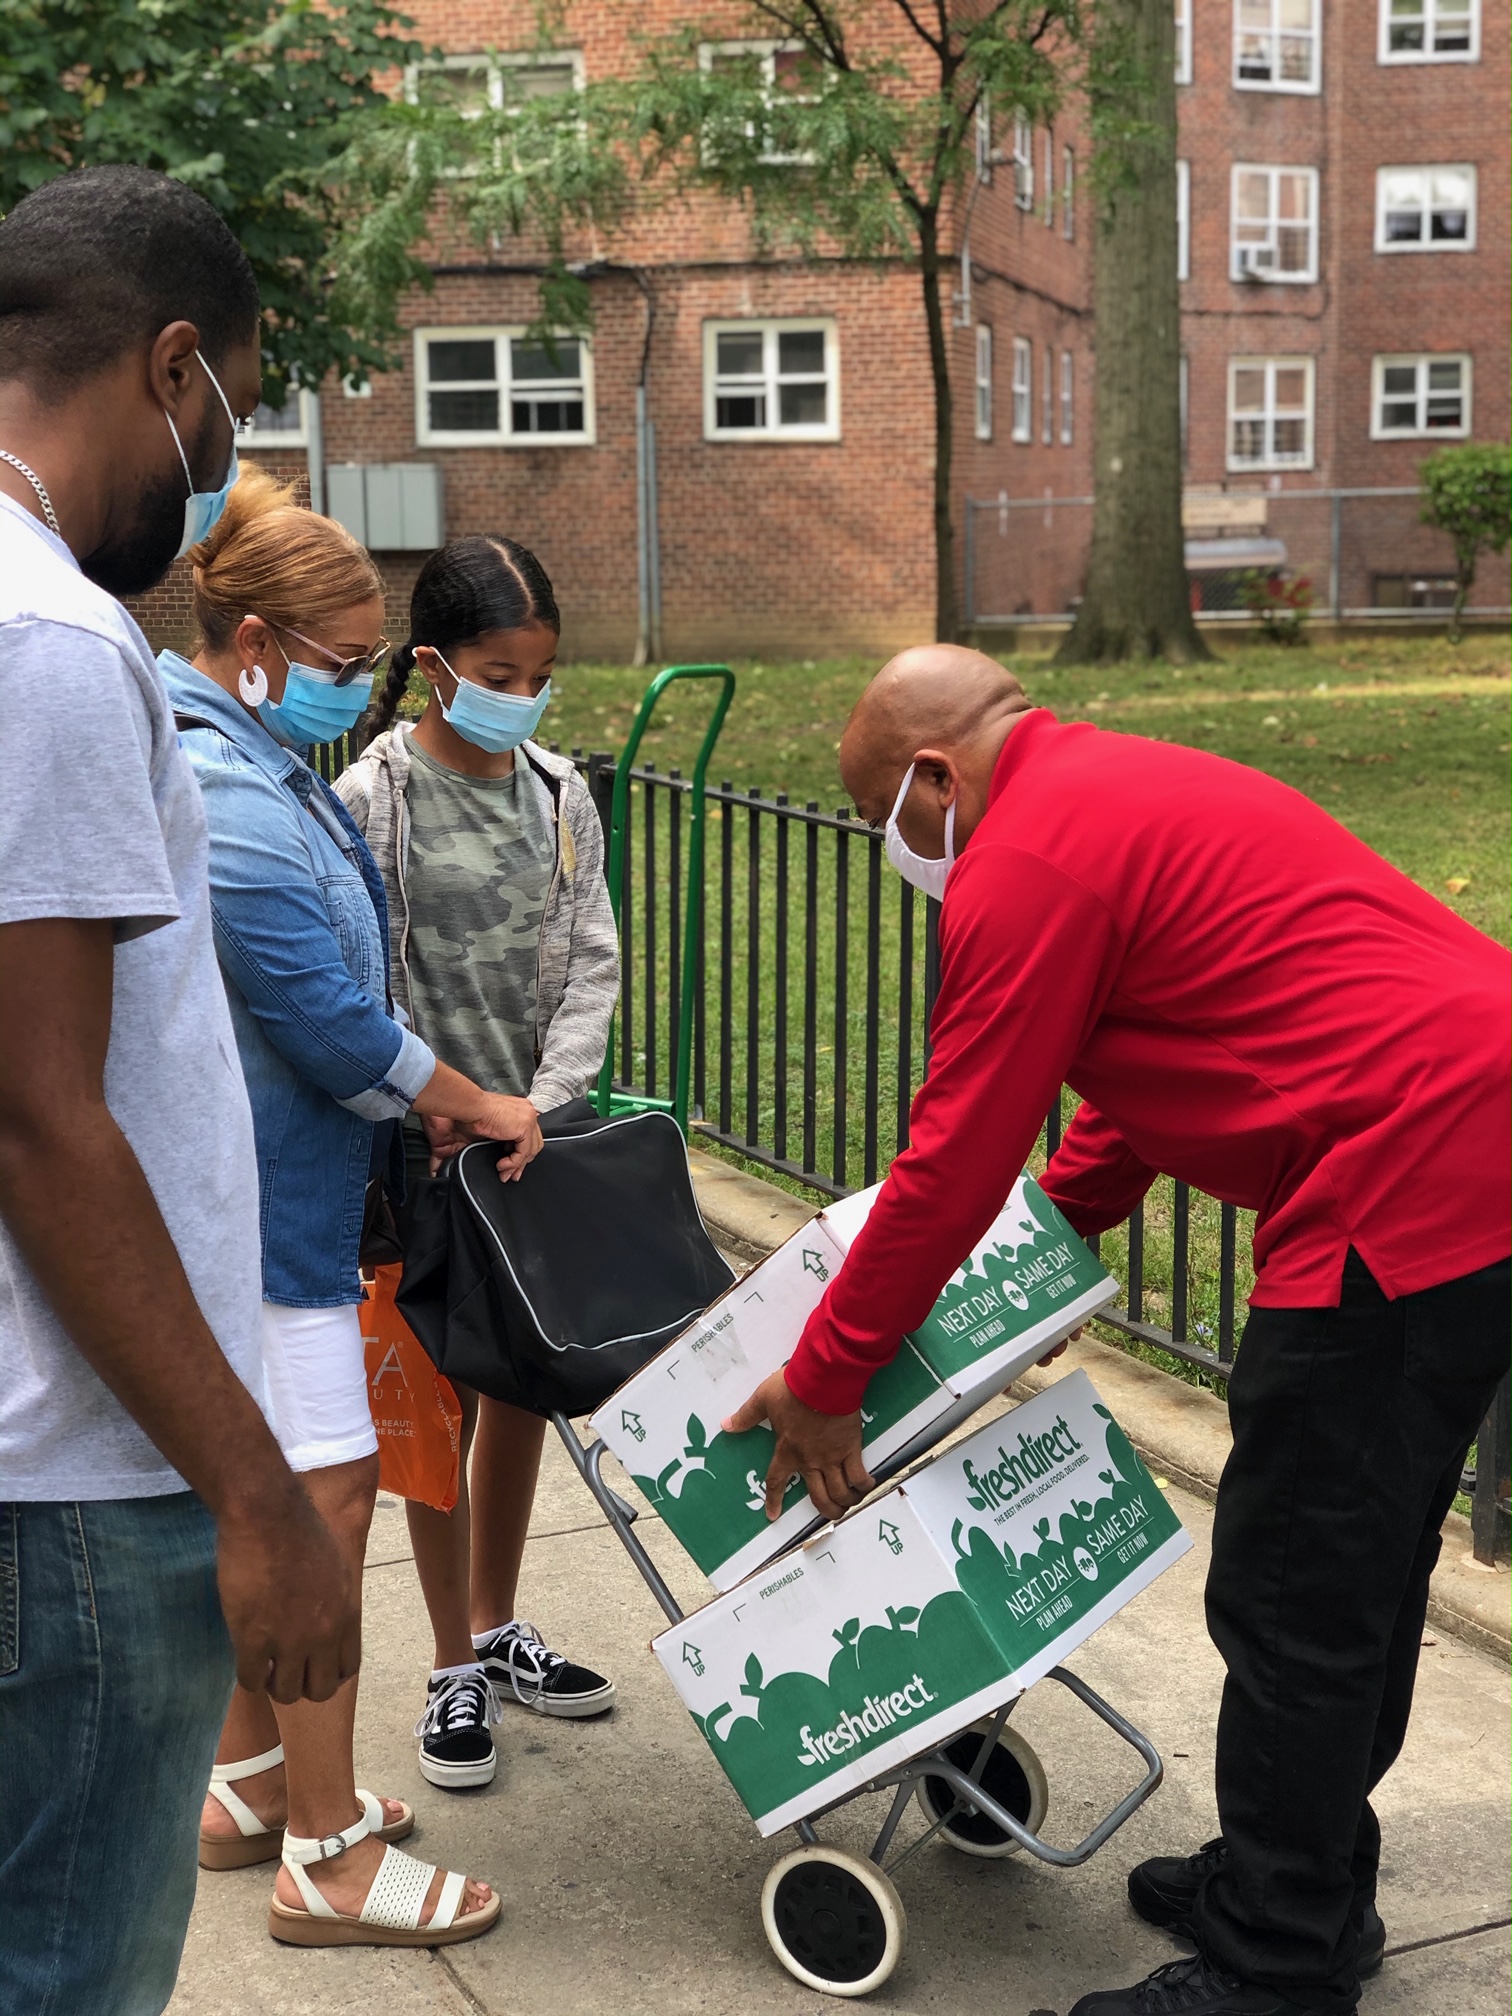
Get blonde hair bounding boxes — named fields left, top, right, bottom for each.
left=189, top=465, right=383, bottom=652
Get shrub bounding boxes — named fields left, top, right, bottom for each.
left=1240, top=569, right=1313, bottom=646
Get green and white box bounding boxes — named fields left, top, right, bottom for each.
left=592, top=1175, right=1119, bottom=1592
left=653, top=1371, right=1189, bottom=1837
left=590, top=1220, right=949, bottom=1591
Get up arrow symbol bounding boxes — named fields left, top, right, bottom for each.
left=877, top=1518, right=903, bottom=1555
left=682, top=1642, right=705, bottom=1677
left=620, top=1409, right=646, bottom=1442
left=801, top=1248, right=831, bottom=1282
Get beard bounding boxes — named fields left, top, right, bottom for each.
left=80, top=406, right=220, bottom=599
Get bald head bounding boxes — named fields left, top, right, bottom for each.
left=841, top=645, right=1031, bottom=828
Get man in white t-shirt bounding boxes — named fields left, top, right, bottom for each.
left=0, top=167, right=356, bottom=2013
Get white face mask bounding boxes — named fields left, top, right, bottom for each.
left=884, top=762, right=956, bottom=901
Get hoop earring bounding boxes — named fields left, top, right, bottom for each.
left=238, top=663, right=269, bottom=707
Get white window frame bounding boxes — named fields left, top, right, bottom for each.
left=1231, top=164, right=1320, bottom=283
left=237, top=387, right=316, bottom=448
left=1041, top=347, right=1054, bottom=444
left=1177, top=159, right=1191, bottom=280
left=1011, top=338, right=1032, bottom=442
left=1062, top=145, right=1075, bottom=238
left=1370, top=353, right=1472, bottom=437
left=697, top=37, right=819, bottom=165
left=975, top=325, right=993, bottom=440
left=1176, top=0, right=1194, bottom=82
left=1374, top=165, right=1477, bottom=251
left=1378, top=0, right=1480, bottom=62
left=1012, top=114, right=1035, bottom=210
left=413, top=326, right=596, bottom=448
left=1234, top=0, right=1321, bottom=93
left=1227, top=355, right=1315, bottom=471
left=1060, top=350, right=1074, bottom=445
left=974, top=96, right=994, bottom=183
left=702, top=319, right=839, bottom=443
left=404, top=47, right=586, bottom=112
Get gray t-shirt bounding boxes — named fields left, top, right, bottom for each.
left=402, top=739, right=554, bottom=1101
left=0, top=493, right=266, bottom=1500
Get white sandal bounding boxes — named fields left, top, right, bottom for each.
left=268, top=1792, right=500, bottom=1947
left=200, top=1750, right=414, bottom=1872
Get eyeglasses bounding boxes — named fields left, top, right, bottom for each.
left=276, top=622, right=392, bottom=688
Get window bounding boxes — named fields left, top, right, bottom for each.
left=1042, top=348, right=1054, bottom=444
left=1062, top=146, right=1075, bottom=238
left=1373, top=572, right=1458, bottom=608
left=975, top=326, right=993, bottom=440
left=1375, top=166, right=1476, bottom=249
left=1012, top=114, right=1034, bottom=209
left=236, top=389, right=315, bottom=448
left=1379, top=0, right=1479, bottom=60
left=1371, top=354, right=1471, bottom=436
left=1060, top=351, right=1074, bottom=444
left=1228, top=357, right=1314, bottom=469
left=698, top=39, right=821, bottom=163
left=1234, top=0, right=1321, bottom=90
left=407, top=48, right=583, bottom=113
left=1176, top=0, right=1193, bottom=81
left=1231, top=165, right=1319, bottom=281
left=414, top=328, right=594, bottom=447
left=1177, top=159, right=1191, bottom=280
left=704, top=320, right=838, bottom=441
left=1011, top=338, right=1032, bottom=442
left=1042, top=131, right=1055, bottom=227
left=975, top=97, right=994, bottom=183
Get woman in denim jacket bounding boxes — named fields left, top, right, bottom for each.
left=160, top=471, right=516, bottom=1950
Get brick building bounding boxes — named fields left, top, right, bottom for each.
left=131, top=0, right=1506, bottom=659
left=132, top=0, right=1092, bottom=659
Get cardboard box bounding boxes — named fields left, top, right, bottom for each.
left=653, top=1371, right=1190, bottom=1836
left=591, top=1174, right=1119, bottom=1592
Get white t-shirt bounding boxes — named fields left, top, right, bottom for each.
left=0, top=493, right=267, bottom=1499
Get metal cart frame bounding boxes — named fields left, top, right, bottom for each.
left=552, top=1411, right=1167, bottom=1998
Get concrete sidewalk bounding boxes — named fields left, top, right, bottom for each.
left=168, top=1421, right=1510, bottom=2016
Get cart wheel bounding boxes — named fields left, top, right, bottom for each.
left=761, top=1844, right=907, bottom=1997
left=915, top=1721, right=1050, bottom=1858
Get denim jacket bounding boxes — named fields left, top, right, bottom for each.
left=159, top=656, right=435, bottom=1307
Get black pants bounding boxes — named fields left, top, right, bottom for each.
left=1190, top=1250, right=1509, bottom=2009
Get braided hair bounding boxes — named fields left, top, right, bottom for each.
left=360, top=534, right=560, bottom=742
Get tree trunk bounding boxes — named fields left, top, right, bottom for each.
left=919, top=212, right=958, bottom=643
left=1058, top=0, right=1209, bottom=665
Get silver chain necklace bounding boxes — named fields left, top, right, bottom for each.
left=0, top=450, right=61, bottom=537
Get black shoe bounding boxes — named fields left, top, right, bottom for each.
left=415, top=1667, right=500, bottom=1788
left=1129, top=1840, right=1386, bottom=1978
left=1069, top=1952, right=1318, bottom=2016
left=477, top=1621, right=616, bottom=1719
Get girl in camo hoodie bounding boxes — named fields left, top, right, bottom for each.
left=338, top=535, right=620, bottom=1791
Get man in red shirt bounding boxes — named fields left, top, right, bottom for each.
left=728, top=646, right=1510, bottom=2016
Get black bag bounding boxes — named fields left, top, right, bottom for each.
left=396, top=1103, right=735, bottom=1417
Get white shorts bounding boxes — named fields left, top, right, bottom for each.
left=260, top=1302, right=378, bottom=1474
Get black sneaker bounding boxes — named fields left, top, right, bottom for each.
left=1129, top=1839, right=1385, bottom=1978
left=415, top=1667, right=501, bottom=1788
left=1069, top=1952, right=1319, bottom=2016
left=477, top=1621, right=616, bottom=1719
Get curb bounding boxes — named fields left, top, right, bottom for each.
left=686, top=1147, right=1510, bottom=1667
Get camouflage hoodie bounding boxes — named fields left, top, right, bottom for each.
left=336, top=724, right=619, bottom=1113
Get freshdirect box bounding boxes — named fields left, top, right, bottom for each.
left=591, top=1174, right=1119, bottom=1591
left=654, top=1370, right=1190, bottom=1836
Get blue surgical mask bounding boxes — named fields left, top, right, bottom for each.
left=165, top=352, right=239, bottom=559
left=434, top=651, right=552, bottom=754
left=257, top=649, right=374, bottom=750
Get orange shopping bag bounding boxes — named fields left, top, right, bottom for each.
left=361, top=1263, right=463, bottom=1512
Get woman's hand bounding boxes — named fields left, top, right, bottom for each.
left=471, top=1094, right=543, bottom=1181
left=412, top=1065, right=544, bottom=1179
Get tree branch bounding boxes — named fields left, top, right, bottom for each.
left=884, top=0, right=946, bottom=55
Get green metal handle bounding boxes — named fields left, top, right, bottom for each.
left=596, top=664, right=736, bottom=1132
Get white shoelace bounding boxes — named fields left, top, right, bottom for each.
left=415, top=1667, right=502, bottom=1740
left=493, top=1622, right=568, bottom=1707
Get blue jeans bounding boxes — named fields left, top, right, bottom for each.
left=0, top=1493, right=234, bottom=2016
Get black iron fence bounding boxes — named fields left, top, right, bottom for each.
left=315, top=728, right=1510, bottom=1562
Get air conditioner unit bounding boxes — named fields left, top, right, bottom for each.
left=1014, top=162, right=1034, bottom=209
left=1235, top=245, right=1275, bottom=281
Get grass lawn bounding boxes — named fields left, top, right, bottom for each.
left=533, top=632, right=1510, bottom=1400
left=542, top=631, right=1510, bottom=947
